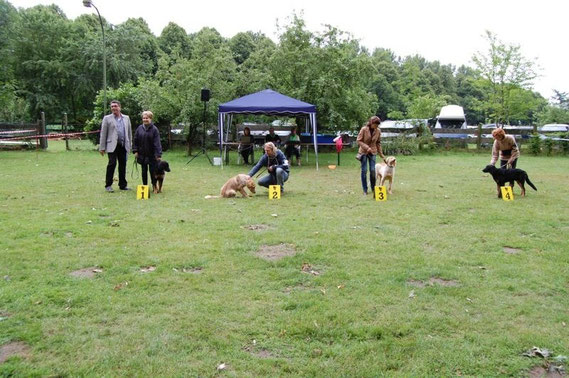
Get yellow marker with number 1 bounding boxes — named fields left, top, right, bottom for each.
left=501, top=186, right=514, bottom=201
left=374, top=186, right=387, bottom=201
left=137, top=185, right=149, bottom=200
left=269, top=185, right=281, bottom=200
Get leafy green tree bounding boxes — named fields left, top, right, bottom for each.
left=506, top=87, right=547, bottom=125
left=84, top=83, right=142, bottom=144
left=406, top=94, right=451, bottom=119
left=455, top=65, right=486, bottom=124
left=0, top=0, right=17, bottom=84
left=369, top=48, right=404, bottom=120
left=537, top=106, right=569, bottom=125
left=107, top=17, right=159, bottom=85
left=233, top=34, right=276, bottom=97
left=269, top=15, right=377, bottom=131
left=158, top=22, right=192, bottom=60
left=551, top=90, right=569, bottom=110
left=536, top=95, right=569, bottom=125
left=0, top=0, right=28, bottom=121
left=11, top=4, right=71, bottom=120
left=62, top=14, right=109, bottom=123
left=229, top=32, right=257, bottom=65
left=472, top=30, right=539, bottom=124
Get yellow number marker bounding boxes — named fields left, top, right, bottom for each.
left=269, top=185, right=281, bottom=200
left=501, top=186, right=514, bottom=201
left=137, top=185, right=149, bottom=200
left=374, top=186, right=387, bottom=201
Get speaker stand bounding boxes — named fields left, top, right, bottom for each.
left=186, top=147, right=212, bottom=165
left=186, top=100, right=213, bottom=165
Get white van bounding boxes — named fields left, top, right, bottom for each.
left=434, top=105, right=467, bottom=129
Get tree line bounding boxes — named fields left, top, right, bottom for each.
left=1, top=0, right=568, bottom=137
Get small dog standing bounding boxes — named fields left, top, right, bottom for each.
left=482, top=164, right=537, bottom=197
left=375, top=156, right=397, bottom=194
left=205, top=174, right=256, bottom=198
left=153, top=160, right=170, bottom=193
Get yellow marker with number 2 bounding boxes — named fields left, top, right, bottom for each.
left=137, top=185, right=149, bottom=200
left=374, top=186, right=387, bottom=201
left=501, top=186, right=514, bottom=201
left=269, top=185, right=281, bottom=200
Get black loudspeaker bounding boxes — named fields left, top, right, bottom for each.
left=201, top=88, right=210, bottom=102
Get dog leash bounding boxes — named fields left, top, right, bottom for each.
left=255, top=167, right=267, bottom=178
left=131, top=158, right=139, bottom=179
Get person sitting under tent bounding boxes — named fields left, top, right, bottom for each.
left=285, top=127, right=301, bottom=166
left=238, top=126, right=254, bottom=165
left=264, top=127, right=281, bottom=146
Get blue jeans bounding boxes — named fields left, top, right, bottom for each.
left=258, top=168, right=289, bottom=189
left=360, top=154, right=376, bottom=193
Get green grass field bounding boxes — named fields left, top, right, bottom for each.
left=1, top=141, right=568, bottom=376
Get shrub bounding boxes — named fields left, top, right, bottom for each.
left=383, top=135, right=419, bottom=155
left=528, top=134, right=541, bottom=155
left=543, top=138, right=554, bottom=155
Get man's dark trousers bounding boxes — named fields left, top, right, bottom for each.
left=105, top=144, right=128, bottom=189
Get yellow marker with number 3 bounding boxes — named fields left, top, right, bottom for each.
left=137, top=185, right=149, bottom=200
left=374, top=186, right=387, bottom=201
left=501, top=186, right=514, bottom=201
left=269, top=185, right=281, bottom=200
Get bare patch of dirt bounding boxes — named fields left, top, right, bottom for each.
left=69, top=267, right=103, bottom=278
left=301, top=262, right=321, bottom=275
left=529, top=365, right=565, bottom=378
left=429, top=277, right=460, bottom=287
left=242, top=341, right=274, bottom=359
left=0, top=341, right=30, bottom=363
left=407, top=279, right=426, bottom=288
left=255, top=244, right=296, bottom=261
left=252, top=349, right=273, bottom=359
left=243, top=224, right=270, bottom=231
left=504, top=246, right=522, bottom=254
left=283, top=283, right=312, bottom=294
left=139, top=266, right=156, bottom=273
left=407, top=277, right=460, bottom=287
left=174, top=267, right=203, bottom=274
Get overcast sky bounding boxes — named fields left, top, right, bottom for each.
left=8, top=0, right=569, bottom=100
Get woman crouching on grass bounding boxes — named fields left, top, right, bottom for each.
left=133, top=110, right=162, bottom=192
left=356, top=115, right=386, bottom=197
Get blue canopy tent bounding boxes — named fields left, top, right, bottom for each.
left=218, top=89, right=319, bottom=169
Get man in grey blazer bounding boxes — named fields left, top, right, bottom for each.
left=99, top=100, right=133, bottom=192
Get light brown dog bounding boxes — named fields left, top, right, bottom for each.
left=375, top=156, right=397, bottom=194
left=205, top=174, right=256, bottom=199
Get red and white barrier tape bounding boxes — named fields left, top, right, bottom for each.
left=0, top=129, right=36, bottom=135
left=0, top=130, right=100, bottom=141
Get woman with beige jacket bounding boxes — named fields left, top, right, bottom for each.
left=357, top=116, right=386, bottom=196
left=490, top=128, right=519, bottom=169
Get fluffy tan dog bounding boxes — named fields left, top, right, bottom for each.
left=205, top=174, right=256, bottom=199
left=375, top=156, right=397, bottom=194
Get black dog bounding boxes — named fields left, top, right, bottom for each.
left=153, top=160, right=170, bottom=193
left=482, top=164, right=537, bottom=198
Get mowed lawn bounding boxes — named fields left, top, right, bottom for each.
left=1, top=141, right=568, bottom=376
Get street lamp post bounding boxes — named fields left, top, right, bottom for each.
left=82, top=0, right=107, bottom=114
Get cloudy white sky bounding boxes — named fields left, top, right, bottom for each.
left=9, top=0, right=569, bottom=100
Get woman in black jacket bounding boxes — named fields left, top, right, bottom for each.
left=133, top=110, right=162, bottom=191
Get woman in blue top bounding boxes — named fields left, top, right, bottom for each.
left=248, top=142, right=290, bottom=192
